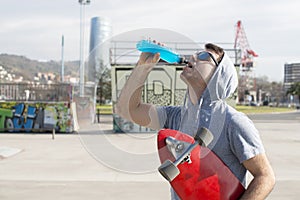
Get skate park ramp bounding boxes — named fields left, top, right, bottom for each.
left=0, top=146, right=22, bottom=159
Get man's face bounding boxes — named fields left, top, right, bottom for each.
left=180, top=50, right=218, bottom=89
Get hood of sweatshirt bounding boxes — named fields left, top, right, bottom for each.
left=179, top=52, right=238, bottom=147
left=203, top=52, right=238, bottom=102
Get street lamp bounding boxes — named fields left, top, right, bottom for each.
left=78, top=0, right=90, bottom=96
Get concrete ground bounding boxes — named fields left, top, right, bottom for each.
left=249, top=112, right=300, bottom=200
left=0, top=112, right=300, bottom=200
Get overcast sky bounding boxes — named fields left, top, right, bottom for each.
left=0, top=0, right=300, bottom=81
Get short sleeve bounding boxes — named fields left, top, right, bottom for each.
left=227, top=113, right=265, bottom=163
left=156, top=106, right=182, bottom=130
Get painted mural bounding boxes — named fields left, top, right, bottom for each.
left=0, top=102, right=73, bottom=133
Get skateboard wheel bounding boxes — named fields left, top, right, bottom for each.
left=194, top=127, right=214, bottom=147
left=158, top=159, right=180, bottom=182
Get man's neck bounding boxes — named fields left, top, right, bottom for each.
left=188, top=85, right=206, bottom=105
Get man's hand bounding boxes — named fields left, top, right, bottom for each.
left=137, top=52, right=160, bottom=70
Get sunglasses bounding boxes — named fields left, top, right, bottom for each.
left=196, top=51, right=218, bottom=66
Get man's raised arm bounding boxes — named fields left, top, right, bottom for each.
left=115, top=52, right=161, bottom=130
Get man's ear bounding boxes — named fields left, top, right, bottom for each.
left=217, top=52, right=225, bottom=63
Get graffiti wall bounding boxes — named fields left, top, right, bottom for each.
left=0, top=102, right=73, bottom=133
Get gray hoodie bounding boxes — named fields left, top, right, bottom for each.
left=157, top=52, right=265, bottom=188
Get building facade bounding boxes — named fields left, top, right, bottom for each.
left=88, top=16, right=112, bottom=83
left=284, top=63, right=300, bottom=91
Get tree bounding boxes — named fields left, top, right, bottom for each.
left=256, top=76, right=285, bottom=105
left=286, top=82, right=300, bottom=104
left=97, top=68, right=111, bottom=104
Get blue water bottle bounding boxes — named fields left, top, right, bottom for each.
left=136, top=40, right=188, bottom=64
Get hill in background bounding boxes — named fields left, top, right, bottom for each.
left=0, top=54, right=79, bottom=81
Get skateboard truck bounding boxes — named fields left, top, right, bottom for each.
left=158, top=127, right=214, bottom=182
left=165, top=136, right=191, bottom=162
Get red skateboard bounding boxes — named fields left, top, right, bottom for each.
left=157, top=128, right=245, bottom=200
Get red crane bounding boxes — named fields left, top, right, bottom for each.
left=234, top=20, right=258, bottom=69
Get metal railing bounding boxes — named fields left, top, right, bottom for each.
left=109, top=40, right=241, bottom=66
left=0, top=83, right=72, bottom=102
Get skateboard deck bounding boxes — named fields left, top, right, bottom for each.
left=157, top=128, right=245, bottom=200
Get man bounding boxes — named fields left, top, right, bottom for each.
left=116, top=42, right=275, bottom=199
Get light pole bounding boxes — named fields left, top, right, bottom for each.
left=78, top=0, right=90, bottom=96
left=61, top=35, right=64, bottom=82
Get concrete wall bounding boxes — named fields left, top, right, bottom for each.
left=111, top=65, right=186, bottom=133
